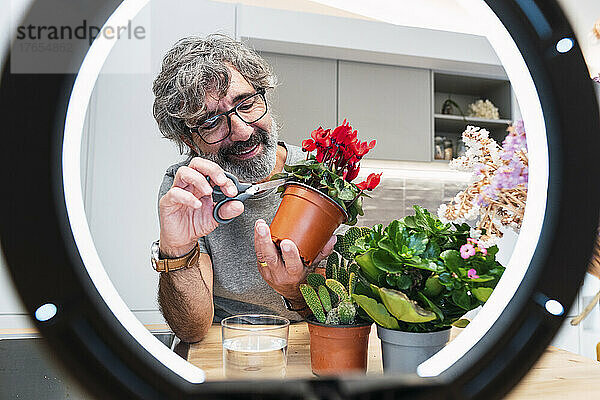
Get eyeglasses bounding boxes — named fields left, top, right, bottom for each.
left=190, top=88, right=268, bottom=145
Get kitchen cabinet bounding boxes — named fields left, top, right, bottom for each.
left=338, top=61, right=432, bottom=161
left=260, top=53, right=337, bottom=145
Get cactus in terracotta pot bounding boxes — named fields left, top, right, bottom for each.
left=301, top=227, right=374, bottom=375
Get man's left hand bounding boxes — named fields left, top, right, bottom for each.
left=253, top=219, right=336, bottom=305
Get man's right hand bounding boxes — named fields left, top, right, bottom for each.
left=158, top=158, right=243, bottom=258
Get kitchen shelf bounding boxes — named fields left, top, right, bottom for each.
left=434, top=114, right=512, bottom=136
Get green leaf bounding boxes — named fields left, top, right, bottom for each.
left=407, top=232, right=428, bottom=255
left=465, top=274, right=495, bottom=283
left=417, top=291, right=444, bottom=321
left=355, top=249, right=387, bottom=282
left=452, top=319, right=470, bottom=328
left=378, top=288, right=437, bottom=323
left=471, top=287, right=494, bottom=302
left=372, top=250, right=405, bottom=273
left=440, top=250, right=463, bottom=274
left=270, top=172, right=289, bottom=180
left=423, top=275, right=443, bottom=297
left=423, top=241, right=441, bottom=259
left=452, top=288, right=476, bottom=311
left=352, top=294, right=400, bottom=329
left=396, top=274, right=412, bottom=290
left=377, top=238, right=398, bottom=256
left=338, top=188, right=355, bottom=201
left=403, top=215, right=418, bottom=229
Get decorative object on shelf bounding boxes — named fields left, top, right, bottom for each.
left=345, top=206, right=504, bottom=373
left=443, top=137, right=454, bottom=160
left=269, top=120, right=382, bottom=264
left=434, top=136, right=444, bottom=160
left=467, top=99, right=500, bottom=120
left=438, top=122, right=528, bottom=245
left=441, top=97, right=466, bottom=118
left=301, top=227, right=373, bottom=375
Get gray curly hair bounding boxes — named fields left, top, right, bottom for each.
left=152, top=34, right=277, bottom=154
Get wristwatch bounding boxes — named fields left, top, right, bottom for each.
left=281, top=295, right=308, bottom=312
left=150, top=240, right=200, bottom=273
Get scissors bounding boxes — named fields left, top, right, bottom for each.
left=211, top=171, right=287, bottom=224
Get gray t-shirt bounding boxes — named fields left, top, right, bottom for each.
left=158, top=142, right=305, bottom=322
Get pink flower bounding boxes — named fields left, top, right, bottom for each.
left=467, top=268, right=480, bottom=279
left=460, top=243, right=476, bottom=259
left=480, top=246, right=488, bottom=256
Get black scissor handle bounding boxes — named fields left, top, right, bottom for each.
left=210, top=172, right=253, bottom=224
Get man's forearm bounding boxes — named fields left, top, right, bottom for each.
left=158, top=253, right=214, bottom=343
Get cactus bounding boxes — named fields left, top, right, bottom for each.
left=349, top=272, right=357, bottom=296
left=307, top=272, right=326, bottom=288
left=326, top=279, right=349, bottom=303
left=338, top=267, right=349, bottom=291
left=304, top=236, right=365, bottom=326
left=325, top=307, right=340, bottom=325
left=338, top=301, right=356, bottom=325
left=318, top=285, right=332, bottom=312
left=300, top=284, right=326, bottom=323
left=337, top=227, right=372, bottom=260
left=326, top=252, right=338, bottom=279
left=333, top=234, right=345, bottom=255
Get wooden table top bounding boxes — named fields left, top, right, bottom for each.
left=188, top=322, right=600, bottom=399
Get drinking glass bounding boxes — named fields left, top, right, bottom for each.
left=221, top=314, right=290, bottom=379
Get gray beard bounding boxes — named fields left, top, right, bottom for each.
left=194, top=119, right=279, bottom=183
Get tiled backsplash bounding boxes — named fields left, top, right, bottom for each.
left=357, top=175, right=470, bottom=227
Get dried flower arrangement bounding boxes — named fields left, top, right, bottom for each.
left=438, top=121, right=528, bottom=245
left=468, top=99, right=500, bottom=120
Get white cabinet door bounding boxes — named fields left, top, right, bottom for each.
left=338, top=61, right=432, bottom=161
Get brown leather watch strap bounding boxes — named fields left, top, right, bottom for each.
left=153, top=242, right=200, bottom=273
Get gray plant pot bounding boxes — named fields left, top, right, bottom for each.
left=377, top=325, right=451, bottom=374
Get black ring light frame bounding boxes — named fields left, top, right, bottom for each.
left=1, top=0, right=599, bottom=399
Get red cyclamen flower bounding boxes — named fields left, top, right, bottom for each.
left=311, top=127, right=331, bottom=148
left=351, top=140, right=377, bottom=158
left=345, top=163, right=360, bottom=182
left=331, top=120, right=351, bottom=143
left=356, top=172, right=382, bottom=190
left=302, top=139, right=317, bottom=152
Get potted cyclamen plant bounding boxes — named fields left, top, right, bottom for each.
left=347, top=206, right=505, bottom=373
left=300, top=227, right=373, bottom=376
left=269, top=120, right=382, bottom=265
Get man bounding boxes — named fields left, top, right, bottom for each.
left=151, top=35, right=335, bottom=343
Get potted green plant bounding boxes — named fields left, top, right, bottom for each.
left=346, top=206, right=505, bottom=373
left=269, top=120, right=381, bottom=265
left=300, top=227, right=374, bottom=376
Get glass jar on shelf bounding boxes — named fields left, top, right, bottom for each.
left=443, top=138, right=454, bottom=160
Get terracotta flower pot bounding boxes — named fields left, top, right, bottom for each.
left=270, top=183, right=347, bottom=265
left=306, top=319, right=372, bottom=376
